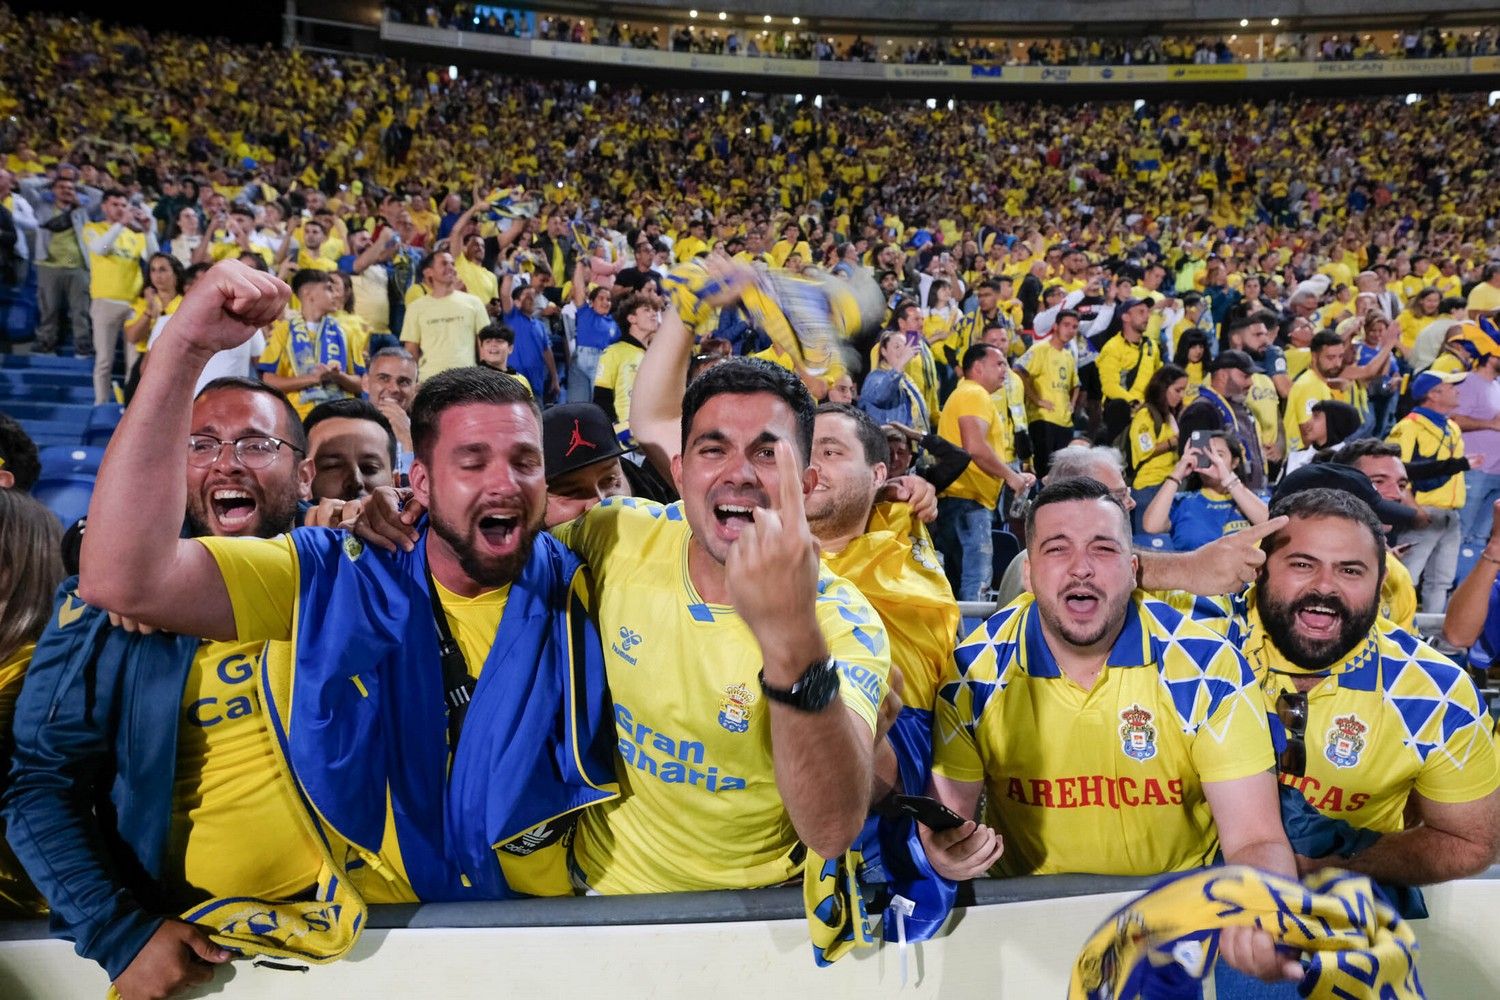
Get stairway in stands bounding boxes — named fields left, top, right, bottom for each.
left=0, top=353, right=97, bottom=448
left=2, top=353, right=123, bottom=528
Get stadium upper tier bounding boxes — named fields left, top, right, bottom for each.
left=386, top=2, right=1500, bottom=65
left=6, top=6, right=1500, bottom=251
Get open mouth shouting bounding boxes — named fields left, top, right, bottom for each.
left=1291, top=595, right=1346, bottom=643
left=709, top=493, right=767, bottom=543
left=475, top=509, right=523, bottom=555
left=1060, top=584, right=1105, bottom=622
left=208, top=486, right=260, bottom=533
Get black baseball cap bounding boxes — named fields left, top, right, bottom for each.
left=542, top=403, right=633, bottom=482
left=1119, top=296, right=1155, bottom=312
left=1271, top=463, right=1417, bottom=529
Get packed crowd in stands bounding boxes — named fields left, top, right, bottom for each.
left=0, top=6, right=1498, bottom=1000
left=392, top=2, right=1500, bottom=66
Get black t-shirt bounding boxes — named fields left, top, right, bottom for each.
left=614, top=267, right=664, bottom=296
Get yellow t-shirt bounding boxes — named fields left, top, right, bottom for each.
left=455, top=255, right=499, bottom=306
left=1467, top=282, right=1500, bottom=314
left=938, top=379, right=1007, bottom=508
left=1243, top=608, right=1498, bottom=834
left=933, top=596, right=1272, bottom=877
left=1128, top=407, right=1177, bottom=489
left=553, top=498, right=891, bottom=893
left=821, top=504, right=957, bottom=713
left=126, top=293, right=182, bottom=354
left=1397, top=312, right=1429, bottom=354
left=1016, top=337, right=1077, bottom=428
left=593, top=339, right=645, bottom=432
left=1285, top=346, right=1311, bottom=383
left=84, top=223, right=147, bottom=302
left=1284, top=370, right=1334, bottom=452
left=1381, top=553, right=1417, bottom=632
left=400, top=290, right=490, bottom=382
left=194, top=534, right=569, bottom=900
left=1246, top=372, right=1281, bottom=452
left=1387, top=411, right=1466, bottom=509
left=165, top=640, right=324, bottom=904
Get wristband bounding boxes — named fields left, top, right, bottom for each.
left=1481, top=552, right=1500, bottom=567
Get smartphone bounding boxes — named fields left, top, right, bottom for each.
left=1189, top=430, right=1212, bottom=469
left=880, top=794, right=966, bottom=832
left=905, top=330, right=922, bottom=348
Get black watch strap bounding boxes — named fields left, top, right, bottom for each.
left=758, top=657, right=840, bottom=713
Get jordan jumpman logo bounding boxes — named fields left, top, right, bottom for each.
left=565, top=419, right=597, bottom=457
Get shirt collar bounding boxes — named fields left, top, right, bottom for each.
left=1410, top=405, right=1448, bottom=429
left=1019, top=595, right=1148, bottom=679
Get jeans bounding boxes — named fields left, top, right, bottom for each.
left=931, top=497, right=994, bottom=606
left=1459, top=470, right=1500, bottom=550
left=90, top=298, right=135, bottom=404
left=1399, top=506, right=1462, bottom=613
left=568, top=344, right=603, bottom=403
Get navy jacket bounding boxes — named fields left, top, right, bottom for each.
left=1, top=579, right=199, bottom=980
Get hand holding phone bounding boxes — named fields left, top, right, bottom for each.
left=877, top=794, right=966, bottom=832
left=1188, top=430, right=1212, bottom=469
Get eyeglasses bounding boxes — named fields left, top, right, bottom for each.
left=1276, top=690, right=1308, bottom=777
left=187, top=434, right=304, bottom=469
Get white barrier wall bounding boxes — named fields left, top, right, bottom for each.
left=3, top=873, right=1496, bottom=998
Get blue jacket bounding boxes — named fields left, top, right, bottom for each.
left=1, top=580, right=198, bottom=980
left=859, top=369, right=928, bottom=430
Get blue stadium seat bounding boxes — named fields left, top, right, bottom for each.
left=992, top=528, right=1021, bottom=585
left=1133, top=532, right=1175, bottom=552
left=38, top=445, right=107, bottom=478
left=83, top=404, right=125, bottom=446
left=31, top=475, right=95, bottom=528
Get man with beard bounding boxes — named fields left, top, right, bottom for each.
left=921, top=477, right=1301, bottom=984
left=1245, top=489, right=1498, bottom=884
left=1178, top=350, right=1267, bottom=492
left=299, top=397, right=397, bottom=511
left=5, top=377, right=321, bottom=1000
left=1284, top=331, right=1349, bottom=454
left=72, top=263, right=618, bottom=920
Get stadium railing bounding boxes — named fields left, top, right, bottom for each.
left=1, top=867, right=1496, bottom=996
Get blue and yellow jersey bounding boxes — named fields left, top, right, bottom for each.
left=1388, top=410, right=1466, bottom=509
left=1237, top=600, right=1498, bottom=833
left=552, top=497, right=892, bottom=893
left=932, top=594, right=1272, bottom=878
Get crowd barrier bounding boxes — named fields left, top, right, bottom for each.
left=382, top=21, right=1500, bottom=91
left=1, top=867, right=1495, bottom=997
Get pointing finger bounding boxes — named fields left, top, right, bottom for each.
left=1234, top=515, right=1289, bottom=546
left=771, top=437, right=806, bottom=518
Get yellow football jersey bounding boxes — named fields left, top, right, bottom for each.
left=933, top=594, right=1273, bottom=878
left=1239, top=603, right=1498, bottom=833
left=553, top=498, right=892, bottom=893
left=1016, top=337, right=1077, bottom=429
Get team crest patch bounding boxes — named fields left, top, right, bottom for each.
left=1119, top=704, right=1157, bottom=762
left=341, top=535, right=364, bottom=562
left=1324, top=713, right=1367, bottom=768
left=718, top=683, right=756, bottom=734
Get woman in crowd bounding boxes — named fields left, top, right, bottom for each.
left=122, top=252, right=184, bottom=355
left=1283, top=399, right=1362, bottom=477
left=859, top=330, right=930, bottom=432
left=1171, top=327, right=1212, bottom=392
left=923, top=278, right=962, bottom=347
left=0, top=490, right=64, bottom=915
left=1127, top=363, right=1189, bottom=531
left=1141, top=430, right=1269, bottom=550
left=167, top=204, right=202, bottom=266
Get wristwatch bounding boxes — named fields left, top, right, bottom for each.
left=759, top=658, right=841, bottom=713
